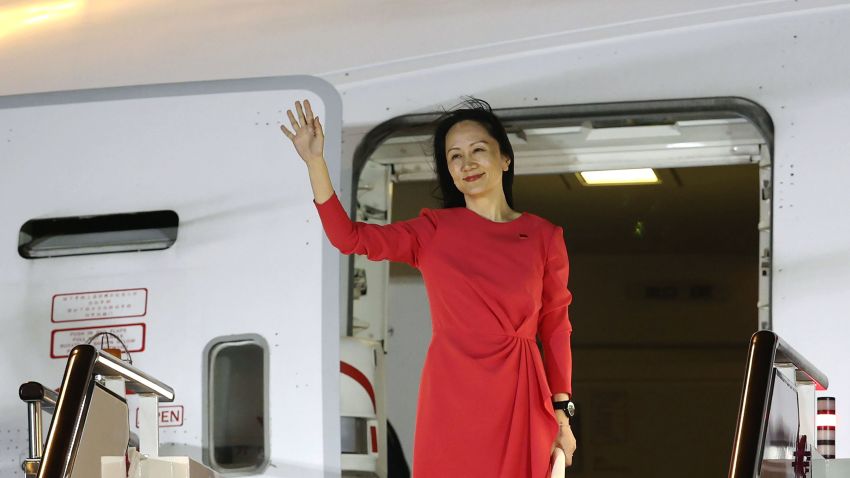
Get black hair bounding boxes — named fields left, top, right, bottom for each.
left=431, top=98, right=515, bottom=209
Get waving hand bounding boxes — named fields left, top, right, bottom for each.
left=280, top=99, right=334, bottom=203
left=281, top=99, right=324, bottom=165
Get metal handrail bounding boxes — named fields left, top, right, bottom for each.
left=19, top=382, right=59, bottom=412
left=91, top=345, right=174, bottom=400
left=34, top=345, right=175, bottom=478
left=19, top=382, right=61, bottom=464
left=728, top=330, right=828, bottom=478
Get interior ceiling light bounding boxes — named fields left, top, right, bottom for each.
left=577, top=168, right=660, bottom=186
left=666, top=142, right=707, bottom=149
left=522, top=126, right=584, bottom=136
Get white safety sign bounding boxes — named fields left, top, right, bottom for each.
left=52, top=288, right=148, bottom=323
left=50, top=323, right=146, bottom=359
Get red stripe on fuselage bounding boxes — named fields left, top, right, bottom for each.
left=340, top=361, right=376, bottom=413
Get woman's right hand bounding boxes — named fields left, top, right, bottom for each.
left=281, top=99, right=324, bottom=165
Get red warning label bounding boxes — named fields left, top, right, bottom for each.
left=159, top=405, right=184, bottom=427
left=50, top=323, right=146, bottom=359
left=135, top=405, right=184, bottom=428
left=52, top=288, right=148, bottom=323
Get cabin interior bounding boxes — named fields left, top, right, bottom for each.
left=362, top=107, right=766, bottom=478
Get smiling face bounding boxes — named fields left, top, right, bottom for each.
left=445, top=120, right=511, bottom=202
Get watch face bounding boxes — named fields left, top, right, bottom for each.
left=567, top=401, right=575, bottom=417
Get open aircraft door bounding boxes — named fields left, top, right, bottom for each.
left=0, top=77, right=345, bottom=477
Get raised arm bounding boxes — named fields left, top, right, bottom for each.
left=281, top=100, right=437, bottom=266
left=314, top=193, right=437, bottom=267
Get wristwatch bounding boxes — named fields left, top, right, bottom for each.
left=552, top=400, right=575, bottom=418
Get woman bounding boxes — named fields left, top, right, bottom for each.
left=281, top=98, right=576, bottom=477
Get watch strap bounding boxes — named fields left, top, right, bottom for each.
left=552, top=400, right=575, bottom=417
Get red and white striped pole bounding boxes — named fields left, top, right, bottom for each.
left=817, top=397, right=836, bottom=459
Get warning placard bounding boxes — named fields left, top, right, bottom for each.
left=52, top=288, right=148, bottom=323
left=159, top=405, right=184, bottom=427
left=134, top=405, right=184, bottom=428
left=50, top=323, right=146, bottom=359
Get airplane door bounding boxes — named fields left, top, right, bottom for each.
left=0, top=76, right=344, bottom=477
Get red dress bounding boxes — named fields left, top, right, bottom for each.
left=315, top=193, right=573, bottom=478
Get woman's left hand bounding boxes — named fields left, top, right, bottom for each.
left=551, top=412, right=577, bottom=467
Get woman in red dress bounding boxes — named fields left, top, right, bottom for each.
left=281, top=98, right=577, bottom=477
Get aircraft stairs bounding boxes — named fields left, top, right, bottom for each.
left=729, top=331, right=850, bottom=478
left=14, top=332, right=850, bottom=478
left=18, top=345, right=216, bottom=478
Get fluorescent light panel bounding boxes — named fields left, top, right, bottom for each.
left=523, top=126, right=584, bottom=136
left=578, top=168, right=660, bottom=186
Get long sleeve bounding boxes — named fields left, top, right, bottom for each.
left=537, top=226, right=574, bottom=396
left=313, top=192, right=437, bottom=268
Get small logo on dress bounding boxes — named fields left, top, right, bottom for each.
left=518, top=233, right=528, bottom=239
